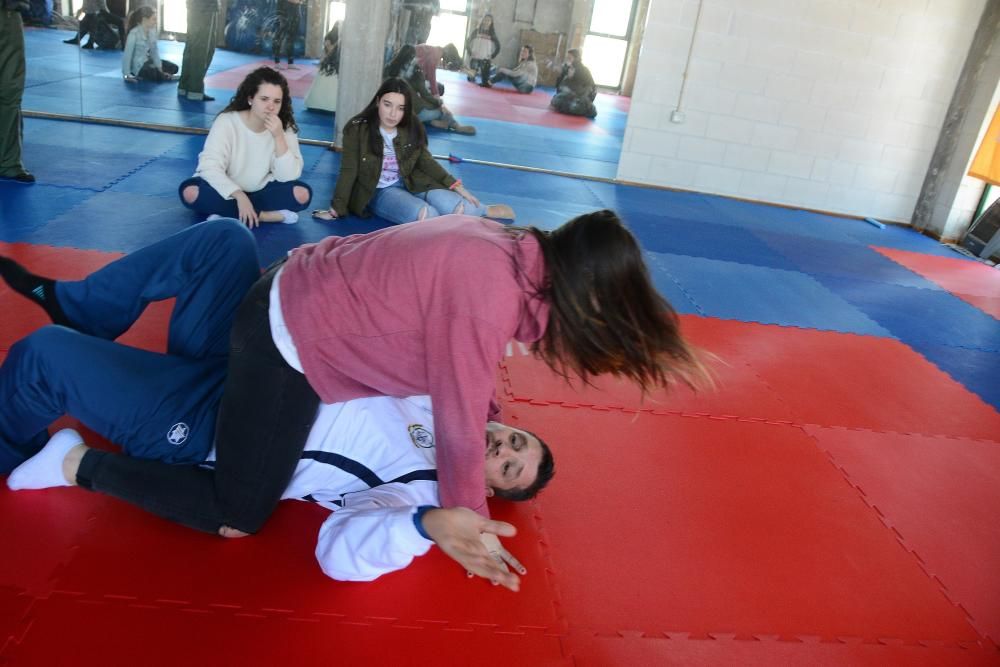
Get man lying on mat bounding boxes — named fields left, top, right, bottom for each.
left=8, top=395, right=554, bottom=583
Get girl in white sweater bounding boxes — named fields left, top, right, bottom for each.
left=178, top=67, right=312, bottom=227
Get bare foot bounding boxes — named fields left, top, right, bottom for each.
left=486, top=204, right=515, bottom=220
left=219, top=525, right=250, bottom=538
left=257, top=210, right=285, bottom=223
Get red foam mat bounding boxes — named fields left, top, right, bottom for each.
left=518, top=403, right=979, bottom=643
left=874, top=247, right=1000, bottom=298
left=205, top=60, right=318, bottom=98
left=875, top=247, right=1000, bottom=319
left=2, top=594, right=568, bottom=666
left=503, top=317, right=1000, bottom=440
left=0, top=243, right=171, bottom=353
left=43, top=491, right=561, bottom=633
left=805, top=426, right=1000, bottom=644
left=690, top=317, right=997, bottom=438
left=563, top=631, right=1000, bottom=666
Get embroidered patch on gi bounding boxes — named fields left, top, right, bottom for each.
left=408, top=424, right=434, bottom=448
left=167, top=423, right=190, bottom=446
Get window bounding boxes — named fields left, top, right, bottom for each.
left=583, top=0, right=638, bottom=89
left=161, top=0, right=186, bottom=34
left=426, top=0, right=469, bottom=57
left=326, top=0, right=345, bottom=34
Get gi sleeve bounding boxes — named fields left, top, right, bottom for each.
left=314, top=484, right=437, bottom=581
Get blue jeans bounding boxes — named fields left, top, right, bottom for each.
left=179, top=177, right=312, bottom=217
left=369, top=179, right=487, bottom=225
left=0, top=220, right=261, bottom=473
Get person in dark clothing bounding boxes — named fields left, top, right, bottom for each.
left=64, top=0, right=125, bottom=49
left=0, top=0, right=33, bottom=183
left=177, top=0, right=219, bottom=101
left=550, top=48, right=597, bottom=119
left=271, top=0, right=302, bottom=69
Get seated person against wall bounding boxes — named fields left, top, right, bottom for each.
left=313, top=78, right=513, bottom=224
left=121, top=7, right=177, bottom=83
left=550, top=48, right=598, bottom=119
left=8, top=398, right=555, bottom=583
left=414, top=42, right=462, bottom=96
left=304, top=22, right=340, bottom=112
left=178, top=67, right=312, bottom=227
left=64, top=0, right=125, bottom=49
left=490, top=45, right=538, bottom=94
left=385, top=45, right=476, bottom=136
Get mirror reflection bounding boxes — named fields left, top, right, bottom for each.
left=20, top=0, right=644, bottom=179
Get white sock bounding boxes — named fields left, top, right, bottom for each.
left=205, top=214, right=223, bottom=222
left=7, top=428, right=83, bottom=491
left=279, top=210, right=298, bottom=225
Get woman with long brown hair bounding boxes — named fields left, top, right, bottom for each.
left=178, top=66, right=312, bottom=227
left=312, top=78, right=508, bottom=223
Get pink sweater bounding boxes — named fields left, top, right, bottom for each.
left=280, top=215, right=549, bottom=515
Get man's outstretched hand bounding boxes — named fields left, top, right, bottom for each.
left=421, top=507, right=521, bottom=592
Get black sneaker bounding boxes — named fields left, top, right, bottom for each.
left=0, top=170, right=35, bottom=184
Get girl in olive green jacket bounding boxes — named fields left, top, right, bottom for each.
left=313, top=78, right=513, bottom=224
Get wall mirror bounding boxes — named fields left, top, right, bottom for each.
left=22, top=0, right=647, bottom=179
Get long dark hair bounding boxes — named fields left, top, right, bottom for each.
left=318, top=22, right=340, bottom=76
left=441, top=43, right=462, bottom=70
left=221, top=66, right=298, bottom=133
left=384, top=44, right=417, bottom=80
left=473, top=13, right=497, bottom=40
left=526, top=210, right=710, bottom=393
left=351, top=77, right=427, bottom=155
left=522, top=44, right=535, bottom=61
left=125, top=5, right=154, bottom=35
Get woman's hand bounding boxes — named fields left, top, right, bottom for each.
left=421, top=507, right=521, bottom=592
left=455, top=185, right=481, bottom=208
left=263, top=113, right=284, bottom=138
left=312, top=208, right=338, bottom=221
left=233, top=191, right=259, bottom=228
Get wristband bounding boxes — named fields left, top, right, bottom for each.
left=449, top=179, right=462, bottom=191
left=412, top=505, right=437, bottom=540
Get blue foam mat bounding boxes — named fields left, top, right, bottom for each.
left=909, top=342, right=1000, bottom=411
left=657, top=254, right=892, bottom=336
left=25, top=143, right=157, bottom=191
left=628, top=216, right=795, bottom=270
left=754, top=230, right=946, bottom=289
left=817, top=275, right=1000, bottom=352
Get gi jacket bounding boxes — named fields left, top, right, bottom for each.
left=330, top=118, right=456, bottom=217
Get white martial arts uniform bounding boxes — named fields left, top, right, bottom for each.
left=207, top=395, right=440, bottom=581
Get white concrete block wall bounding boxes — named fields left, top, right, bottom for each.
left=617, top=0, right=988, bottom=223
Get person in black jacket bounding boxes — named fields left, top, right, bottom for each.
left=551, top=48, right=597, bottom=118
left=0, top=0, right=33, bottom=182
left=465, top=13, right=499, bottom=88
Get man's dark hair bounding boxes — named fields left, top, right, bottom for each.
left=491, top=429, right=555, bottom=501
